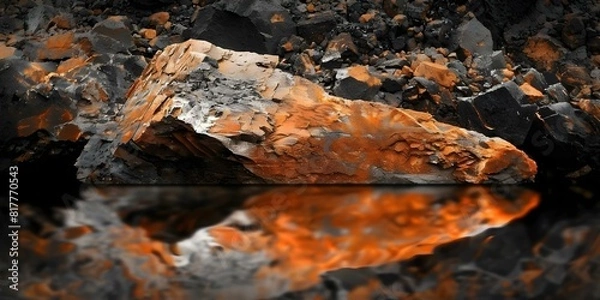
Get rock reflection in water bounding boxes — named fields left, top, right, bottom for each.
left=20, top=186, right=538, bottom=299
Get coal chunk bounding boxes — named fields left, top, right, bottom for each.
left=214, top=0, right=296, bottom=54
left=90, top=16, right=135, bottom=54
left=184, top=6, right=267, bottom=54
left=297, top=11, right=337, bottom=45
left=454, top=17, right=493, bottom=57
left=458, top=81, right=537, bottom=146
left=525, top=102, right=600, bottom=177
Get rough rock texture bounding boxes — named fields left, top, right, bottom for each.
left=1, top=0, right=599, bottom=182
left=0, top=52, right=146, bottom=165
left=184, top=0, right=296, bottom=54
left=458, top=82, right=537, bottom=146
left=76, top=40, right=537, bottom=184
left=19, top=185, right=540, bottom=299
left=455, top=17, right=494, bottom=57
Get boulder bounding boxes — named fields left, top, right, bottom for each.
left=184, top=0, right=296, bottom=54
left=184, top=6, right=267, bottom=54
left=76, top=40, right=537, bottom=184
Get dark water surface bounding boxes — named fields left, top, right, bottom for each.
left=4, top=184, right=600, bottom=299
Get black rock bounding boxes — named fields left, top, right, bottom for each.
left=215, top=0, right=296, bottom=54
left=90, top=16, right=135, bottom=54
left=472, top=50, right=506, bottom=75
left=454, top=17, right=493, bottom=57
left=25, top=5, right=56, bottom=35
left=546, top=83, right=569, bottom=103
left=0, top=16, right=24, bottom=35
left=381, top=77, right=406, bottom=93
left=321, top=32, right=359, bottom=68
left=129, top=0, right=176, bottom=7
left=457, top=81, right=537, bottom=146
left=561, top=15, right=587, bottom=50
left=296, top=11, right=337, bottom=45
left=525, top=102, right=600, bottom=175
left=333, top=67, right=381, bottom=101
left=183, top=6, right=267, bottom=54
left=523, top=68, right=548, bottom=92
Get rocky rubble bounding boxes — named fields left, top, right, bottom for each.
left=0, top=0, right=599, bottom=182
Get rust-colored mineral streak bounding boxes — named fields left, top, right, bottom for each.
left=101, top=40, right=537, bottom=184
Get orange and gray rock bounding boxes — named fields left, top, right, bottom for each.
left=322, top=32, right=359, bottom=67
left=333, top=65, right=382, bottom=100
left=0, top=53, right=146, bottom=163
left=77, top=40, right=537, bottom=184
left=19, top=185, right=540, bottom=299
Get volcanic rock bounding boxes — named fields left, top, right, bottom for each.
left=0, top=44, right=16, bottom=59
left=184, top=0, right=295, bottom=54
left=321, top=32, right=359, bottom=68
left=25, top=5, right=56, bottom=35
left=546, top=83, right=569, bottom=103
left=457, top=81, right=537, bottom=146
left=0, top=15, right=24, bottom=34
left=527, top=102, right=600, bottom=175
left=90, top=16, right=135, bottom=54
left=148, top=11, right=170, bottom=27
left=0, top=53, right=146, bottom=162
left=76, top=40, right=537, bottom=184
left=217, top=0, right=296, bottom=54
left=183, top=6, right=266, bottom=54
left=520, top=82, right=545, bottom=103
left=523, top=68, right=548, bottom=92
left=296, top=11, right=337, bottom=45
left=561, top=14, right=586, bottom=50
left=471, top=50, right=506, bottom=75
left=454, top=17, right=493, bottom=57
left=576, top=99, right=600, bottom=122
left=333, top=65, right=382, bottom=100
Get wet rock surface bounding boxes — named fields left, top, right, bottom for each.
left=13, top=185, right=600, bottom=299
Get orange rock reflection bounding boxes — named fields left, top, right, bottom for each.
left=20, top=186, right=539, bottom=299
left=173, top=186, right=539, bottom=296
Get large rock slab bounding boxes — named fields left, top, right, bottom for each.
left=76, top=40, right=537, bottom=184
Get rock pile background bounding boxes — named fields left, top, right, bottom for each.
left=1, top=0, right=600, bottom=183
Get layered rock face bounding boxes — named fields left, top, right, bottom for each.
left=77, top=40, right=536, bottom=184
